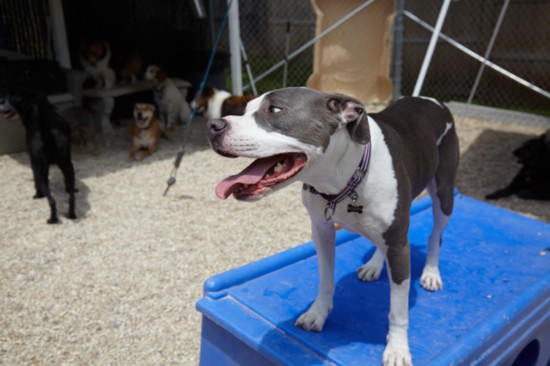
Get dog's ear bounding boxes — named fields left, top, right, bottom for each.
left=327, top=95, right=371, bottom=144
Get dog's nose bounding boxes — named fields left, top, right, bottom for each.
left=207, top=118, right=228, bottom=139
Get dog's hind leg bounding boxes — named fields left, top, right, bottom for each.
left=421, top=131, right=459, bottom=291
left=59, top=162, right=77, bottom=220
left=31, top=162, right=47, bottom=199
left=33, top=163, right=58, bottom=224
left=421, top=179, right=449, bottom=291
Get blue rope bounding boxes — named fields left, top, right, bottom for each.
left=188, top=0, right=234, bottom=124
left=164, top=0, right=233, bottom=196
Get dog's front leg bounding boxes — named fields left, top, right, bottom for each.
left=167, top=112, right=177, bottom=129
left=129, top=146, right=138, bottom=160
left=158, top=111, right=168, bottom=129
left=138, top=147, right=154, bottom=160
left=295, top=219, right=336, bottom=332
left=485, top=167, right=527, bottom=199
left=383, top=242, right=412, bottom=366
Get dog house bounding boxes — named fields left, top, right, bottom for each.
left=197, top=193, right=550, bottom=365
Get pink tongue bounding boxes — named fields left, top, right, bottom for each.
left=215, top=155, right=283, bottom=199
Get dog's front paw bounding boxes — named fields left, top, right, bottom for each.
left=420, top=266, right=443, bottom=291
left=47, top=216, right=60, bottom=224
left=295, top=305, right=331, bottom=332
left=383, top=345, right=412, bottom=366
left=485, top=188, right=510, bottom=200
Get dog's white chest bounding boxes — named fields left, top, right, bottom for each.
left=303, top=121, right=398, bottom=245
left=134, top=132, right=154, bottom=147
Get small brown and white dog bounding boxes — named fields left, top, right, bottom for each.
left=129, top=103, right=165, bottom=160
left=144, top=65, right=190, bottom=129
left=191, top=84, right=255, bottom=119
left=79, top=39, right=116, bottom=89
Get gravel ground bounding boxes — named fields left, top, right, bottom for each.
left=0, top=112, right=548, bottom=365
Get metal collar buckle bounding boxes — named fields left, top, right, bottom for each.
left=352, top=167, right=366, bottom=181
left=324, top=203, right=336, bottom=221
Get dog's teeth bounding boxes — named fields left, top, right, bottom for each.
left=274, top=162, right=284, bottom=173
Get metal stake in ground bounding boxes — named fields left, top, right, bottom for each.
left=163, top=147, right=185, bottom=196
left=162, top=0, right=234, bottom=197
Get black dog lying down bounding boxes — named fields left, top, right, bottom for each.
left=486, top=129, right=550, bottom=201
left=0, top=89, right=77, bottom=223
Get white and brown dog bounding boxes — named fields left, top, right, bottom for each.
left=207, top=87, right=459, bottom=365
left=191, top=84, right=255, bottom=119
left=129, top=103, right=165, bottom=160
left=79, top=39, right=116, bottom=89
left=144, top=65, right=190, bottom=129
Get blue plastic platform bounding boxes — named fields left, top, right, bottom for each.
left=196, top=195, right=550, bottom=365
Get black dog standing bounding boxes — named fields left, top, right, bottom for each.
left=486, top=130, right=550, bottom=201
left=0, top=89, right=77, bottom=223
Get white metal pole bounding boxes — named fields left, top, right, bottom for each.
left=228, top=0, right=243, bottom=95
left=48, top=0, right=71, bottom=68
left=392, top=0, right=405, bottom=101
left=467, top=0, right=510, bottom=104
left=406, top=11, right=550, bottom=100
left=240, top=40, right=257, bottom=95
left=412, top=0, right=451, bottom=97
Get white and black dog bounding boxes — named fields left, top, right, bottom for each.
left=144, top=65, right=191, bottom=129
left=207, top=87, right=459, bottom=365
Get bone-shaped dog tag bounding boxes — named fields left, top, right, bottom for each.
left=347, top=204, right=363, bottom=214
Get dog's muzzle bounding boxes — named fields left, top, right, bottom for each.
left=207, top=118, right=233, bottom=156
left=208, top=118, right=228, bottom=137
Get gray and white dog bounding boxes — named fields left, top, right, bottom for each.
left=207, top=87, right=459, bottom=365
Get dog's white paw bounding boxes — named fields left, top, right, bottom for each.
left=295, top=305, right=331, bottom=332
left=383, top=344, right=413, bottom=366
left=356, top=260, right=383, bottom=282
left=420, top=266, right=443, bottom=291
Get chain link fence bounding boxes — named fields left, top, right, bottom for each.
left=230, top=0, right=316, bottom=93
left=225, top=0, right=550, bottom=124
left=0, top=0, right=52, bottom=59
left=2, top=0, right=549, bottom=124
left=401, top=0, right=550, bottom=125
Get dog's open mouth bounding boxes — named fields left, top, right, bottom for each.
left=135, top=116, right=149, bottom=128
left=216, top=152, right=307, bottom=200
left=2, top=108, right=18, bottom=120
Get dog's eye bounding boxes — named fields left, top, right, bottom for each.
left=268, top=105, right=282, bottom=114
